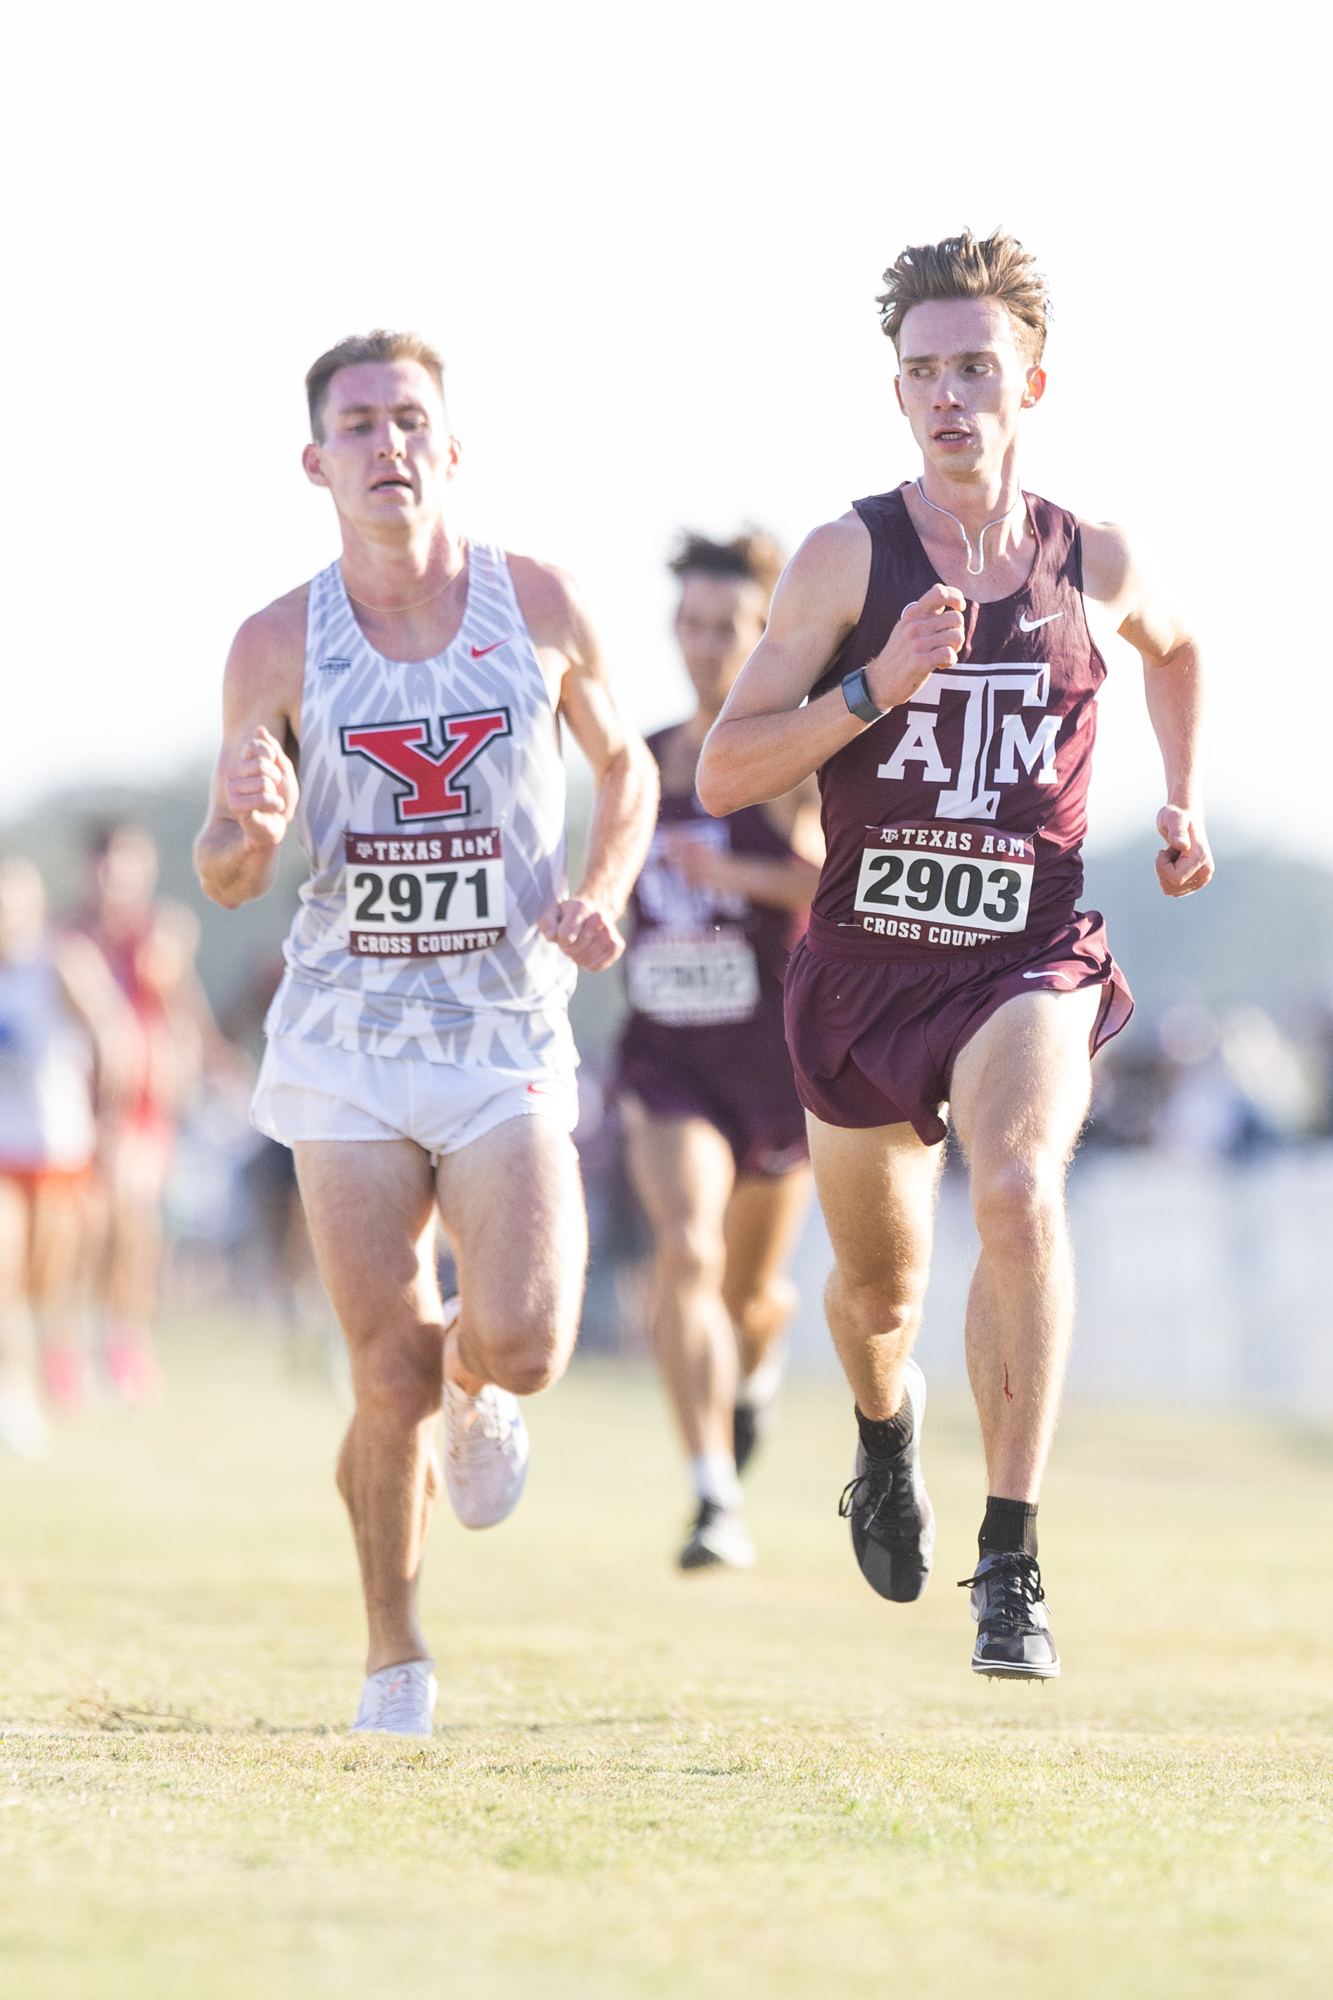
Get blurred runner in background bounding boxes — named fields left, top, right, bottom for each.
left=70, top=824, right=228, bottom=1404
left=619, top=531, right=822, bottom=1571
left=0, top=858, right=132, bottom=1455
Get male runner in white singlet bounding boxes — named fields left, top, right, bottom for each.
left=195, top=332, right=657, bottom=1734
left=698, top=234, right=1212, bottom=1679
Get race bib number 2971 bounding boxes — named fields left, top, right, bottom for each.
left=854, top=821, right=1035, bottom=945
left=344, top=829, right=506, bottom=958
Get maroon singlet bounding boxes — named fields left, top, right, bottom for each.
left=616, top=726, right=808, bottom=1176
left=784, top=487, right=1133, bottom=1143
left=808, top=487, right=1104, bottom=960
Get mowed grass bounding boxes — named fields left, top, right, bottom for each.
left=1, top=1318, right=1332, bottom=1999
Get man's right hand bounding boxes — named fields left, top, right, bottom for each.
left=225, top=726, right=298, bottom=852
left=864, top=584, right=967, bottom=712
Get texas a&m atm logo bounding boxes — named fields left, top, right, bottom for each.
left=340, top=708, right=511, bottom=824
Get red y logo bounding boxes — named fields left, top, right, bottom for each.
left=340, top=708, right=512, bottom=822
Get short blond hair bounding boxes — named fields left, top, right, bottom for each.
left=877, top=230, right=1050, bottom=362
left=305, top=330, right=446, bottom=440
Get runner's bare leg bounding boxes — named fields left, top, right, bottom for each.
left=805, top=1116, right=943, bottom=1422
left=295, top=1139, right=442, bottom=1676
left=722, top=1169, right=813, bottom=1378
left=434, top=1116, right=586, bottom=1398
left=622, top=1102, right=737, bottom=1459
left=949, top=986, right=1100, bottom=1502
left=0, top=1180, right=36, bottom=1395
left=295, top=1116, right=585, bottom=1677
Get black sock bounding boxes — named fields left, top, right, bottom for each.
left=979, top=1496, right=1038, bottom=1558
left=856, top=1400, right=913, bottom=1459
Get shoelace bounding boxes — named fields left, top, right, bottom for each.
left=447, top=1382, right=514, bottom=1451
left=369, top=1670, right=428, bottom=1732
left=837, top=1459, right=916, bottom=1530
left=956, top=1552, right=1047, bottom=1629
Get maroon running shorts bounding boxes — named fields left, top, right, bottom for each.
left=784, top=909, right=1133, bottom=1145
left=616, top=1012, right=810, bottom=1178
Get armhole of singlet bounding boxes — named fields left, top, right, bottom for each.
left=295, top=567, right=329, bottom=759
left=824, top=491, right=903, bottom=686
left=1070, top=521, right=1110, bottom=686
left=492, top=546, right=562, bottom=716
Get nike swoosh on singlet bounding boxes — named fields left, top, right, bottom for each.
left=1017, top=612, right=1062, bottom=632
left=470, top=638, right=511, bottom=658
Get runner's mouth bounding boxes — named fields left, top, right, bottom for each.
left=932, top=428, right=972, bottom=443
left=371, top=476, right=413, bottom=492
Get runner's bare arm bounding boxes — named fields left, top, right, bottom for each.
left=511, top=558, right=659, bottom=972
left=51, top=932, right=139, bottom=1109
left=696, top=519, right=967, bottom=815
left=1081, top=523, right=1213, bottom=900
left=194, top=590, right=306, bottom=910
left=668, top=776, right=825, bottom=910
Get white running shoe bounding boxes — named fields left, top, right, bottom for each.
left=443, top=1377, right=530, bottom=1528
left=0, top=1391, right=53, bottom=1461
left=679, top=1499, right=757, bottom=1571
left=351, top=1660, right=438, bottom=1736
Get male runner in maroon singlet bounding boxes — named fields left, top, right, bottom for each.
left=697, top=232, right=1212, bottom=1678
left=617, top=532, right=821, bottom=1571
left=195, top=332, right=657, bottom=1734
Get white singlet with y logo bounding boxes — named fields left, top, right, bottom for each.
left=265, top=543, right=576, bottom=1071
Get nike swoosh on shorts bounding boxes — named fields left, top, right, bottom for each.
left=1017, top=612, right=1062, bottom=632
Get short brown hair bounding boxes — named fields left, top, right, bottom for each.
left=877, top=230, right=1050, bottom=362
left=668, top=528, right=786, bottom=605
left=305, top=330, right=446, bottom=441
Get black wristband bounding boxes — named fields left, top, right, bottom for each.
left=841, top=666, right=884, bottom=725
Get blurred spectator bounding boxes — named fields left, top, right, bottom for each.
left=1086, top=999, right=1321, bottom=1159
left=0, top=858, right=134, bottom=1453
left=66, top=823, right=237, bottom=1403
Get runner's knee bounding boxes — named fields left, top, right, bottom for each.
left=725, top=1271, right=796, bottom=1340
left=826, top=1262, right=925, bottom=1342
left=655, top=1219, right=727, bottom=1292
left=350, top=1322, right=444, bottom=1429
left=471, top=1302, right=577, bottom=1396
left=970, top=1157, right=1064, bottom=1257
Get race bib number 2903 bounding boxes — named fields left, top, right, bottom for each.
left=854, top=821, right=1035, bottom=946
left=345, top=829, right=506, bottom=958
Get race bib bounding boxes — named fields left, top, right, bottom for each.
left=344, top=829, right=506, bottom=959
left=626, top=927, right=761, bottom=1026
left=853, top=821, right=1035, bottom=946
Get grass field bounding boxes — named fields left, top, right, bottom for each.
left=2, top=1316, right=1331, bottom=1999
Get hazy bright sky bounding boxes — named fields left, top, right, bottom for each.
left=2, top=1, right=1324, bottom=854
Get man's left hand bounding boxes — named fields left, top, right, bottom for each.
left=1155, top=805, right=1214, bottom=898
left=540, top=896, right=626, bottom=970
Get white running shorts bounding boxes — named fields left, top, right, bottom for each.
left=251, top=1034, right=579, bottom=1160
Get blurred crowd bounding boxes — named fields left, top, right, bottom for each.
left=1085, top=999, right=1332, bottom=1157
left=0, top=824, right=297, bottom=1460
